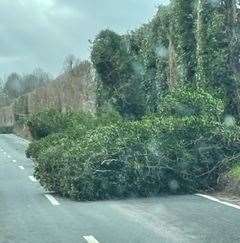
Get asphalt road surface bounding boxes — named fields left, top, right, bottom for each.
left=1, top=134, right=240, bottom=243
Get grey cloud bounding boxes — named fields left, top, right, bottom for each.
left=0, top=0, right=169, bottom=78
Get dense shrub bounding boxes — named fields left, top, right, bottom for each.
left=33, top=115, right=239, bottom=200
left=26, top=133, right=68, bottom=159
left=26, top=109, right=122, bottom=158
left=27, top=108, right=122, bottom=140
left=0, top=126, right=13, bottom=134
left=29, top=88, right=240, bottom=201
left=27, top=109, right=68, bottom=139
left=229, top=166, right=240, bottom=181
left=158, top=87, right=224, bottom=119
left=27, top=109, right=96, bottom=140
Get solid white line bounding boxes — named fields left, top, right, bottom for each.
left=29, top=176, right=37, bottom=182
left=195, top=194, right=220, bottom=202
left=83, top=236, right=99, bottom=243
left=195, top=193, right=240, bottom=210
left=18, top=165, right=25, bottom=170
left=44, top=194, right=60, bottom=206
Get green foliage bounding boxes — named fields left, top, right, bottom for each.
left=158, top=87, right=224, bottom=118
left=30, top=88, right=240, bottom=200
left=195, top=0, right=240, bottom=118
left=196, top=0, right=211, bottom=85
left=26, top=133, right=67, bottom=159
left=26, top=109, right=122, bottom=157
left=27, top=109, right=96, bottom=140
left=170, top=0, right=196, bottom=83
left=91, top=8, right=173, bottom=118
left=0, top=126, right=13, bottom=134
left=91, top=30, right=132, bottom=87
left=91, top=29, right=146, bottom=118
left=127, top=25, right=163, bottom=113
left=27, top=109, right=67, bottom=139
left=229, top=165, right=240, bottom=180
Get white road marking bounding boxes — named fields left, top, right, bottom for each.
left=83, top=236, right=100, bottom=243
left=29, top=176, right=37, bottom=182
left=12, top=159, right=17, bottom=163
left=18, top=165, right=25, bottom=170
left=3, top=152, right=6, bottom=155
left=7, top=155, right=11, bottom=158
left=195, top=193, right=240, bottom=210
left=44, top=194, right=60, bottom=206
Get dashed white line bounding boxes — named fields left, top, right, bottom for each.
left=83, top=236, right=100, bottom=243
left=44, top=194, right=60, bottom=206
left=195, top=193, right=240, bottom=210
left=18, top=165, right=25, bottom=170
left=12, top=159, right=17, bottom=163
left=29, top=176, right=37, bottom=182
left=7, top=155, right=11, bottom=158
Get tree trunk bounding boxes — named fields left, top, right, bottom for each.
left=196, top=0, right=208, bottom=87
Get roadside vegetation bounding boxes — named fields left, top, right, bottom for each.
left=0, top=126, right=13, bottom=134
left=15, top=0, right=240, bottom=200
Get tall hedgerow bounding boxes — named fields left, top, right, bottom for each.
left=170, top=0, right=196, bottom=84
left=91, top=29, right=146, bottom=119
left=196, top=0, right=211, bottom=86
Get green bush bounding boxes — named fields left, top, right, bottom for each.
left=26, top=109, right=123, bottom=158
left=26, top=133, right=68, bottom=159
left=158, top=87, right=224, bottom=118
left=27, top=109, right=96, bottom=140
left=27, top=109, right=67, bottom=139
left=0, top=126, right=14, bottom=134
left=35, top=114, right=237, bottom=200
left=30, top=88, right=240, bottom=201
left=27, top=109, right=122, bottom=140
left=229, top=165, right=240, bottom=180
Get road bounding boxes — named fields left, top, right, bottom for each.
left=0, top=134, right=240, bottom=243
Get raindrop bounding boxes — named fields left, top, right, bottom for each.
left=224, top=115, right=236, bottom=127
left=168, top=179, right=179, bottom=192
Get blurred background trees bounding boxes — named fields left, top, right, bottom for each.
left=1, top=68, right=50, bottom=102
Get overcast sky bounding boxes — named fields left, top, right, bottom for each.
left=0, top=0, right=169, bottom=78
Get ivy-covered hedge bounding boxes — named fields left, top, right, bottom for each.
left=27, top=88, right=240, bottom=201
